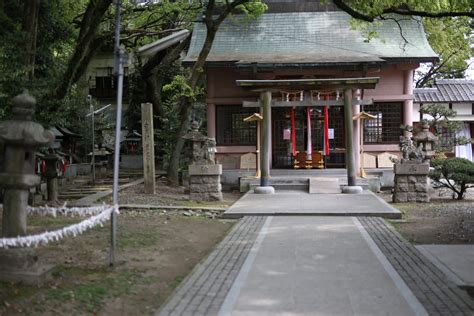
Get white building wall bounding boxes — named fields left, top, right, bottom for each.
left=413, top=102, right=472, bottom=122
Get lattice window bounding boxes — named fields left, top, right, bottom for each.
left=363, top=102, right=403, bottom=143
left=216, top=105, right=257, bottom=146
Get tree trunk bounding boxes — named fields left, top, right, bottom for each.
left=22, top=0, right=40, bottom=81
left=167, top=27, right=216, bottom=186
left=54, top=0, right=112, bottom=101
left=167, top=96, right=194, bottom=186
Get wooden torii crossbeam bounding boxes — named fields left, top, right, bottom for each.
left=242, top=99, right=373, bottom=107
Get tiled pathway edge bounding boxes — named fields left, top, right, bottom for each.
left=157, top=216, right=266, bottom=316
left=358, top=217, right=474, bottom=316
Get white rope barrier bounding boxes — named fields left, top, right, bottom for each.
left=0, top=204, right=118, bottom=249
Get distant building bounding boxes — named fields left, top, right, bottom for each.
left=414, top=79, right=474, bottom=161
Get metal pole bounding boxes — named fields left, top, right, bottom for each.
left=109, top=0, right=123, bottom=267
left=90, top=100, right=96, bottom=186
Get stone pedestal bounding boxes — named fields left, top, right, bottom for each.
left=188, top=164, right=223, bottom=201
left=393, top=163, right=430, bottom=203
left=0, top=248, right=55, bottom=285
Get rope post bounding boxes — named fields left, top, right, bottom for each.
left=109, top=0, right=123, bottom=267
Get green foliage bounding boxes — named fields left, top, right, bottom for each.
left=163, top=75, right=202, bottom=101
left=417, top=17, right=472, bottom=86
left=429, top=157, right=474, bottom=200
left=234, top=0, right=268, bottom=22
left=0, top=0, right=83, bottom=122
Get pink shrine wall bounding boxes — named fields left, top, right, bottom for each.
left=206, top=64, right=418, bottom=169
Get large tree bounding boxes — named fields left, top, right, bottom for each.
left=166, top=0, right=267, bottom=185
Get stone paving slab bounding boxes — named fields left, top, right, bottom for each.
left=156, top=215, right=473, bottom=316
left=359, top=217, right=474, bottom=316
left=222, top=216, right=425, bottom=316
left=224, top=190, right=401, bottom=219
left=416, top=245, right=474, bottom=288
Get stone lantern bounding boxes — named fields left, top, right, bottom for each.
left=43, top=151, right=62, bottom=203
left=0, top=92, right=55, bottom=284
left=89, top=144, right=111, bottom=179
left=0, top=92, right=54, bottom=236
left=412, top=122, right=438, bottom=162
left=183, top=121, right=223, bottom=201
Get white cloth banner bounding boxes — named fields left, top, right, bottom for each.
left=455, top=123, right=473, bottom=162
left=0, top=204, right=117, bottom=249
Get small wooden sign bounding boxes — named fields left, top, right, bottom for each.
left=240, top=152, right=257, bottom=169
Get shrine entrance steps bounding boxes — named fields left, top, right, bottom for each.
left=240, top=174, right=381, bottom=193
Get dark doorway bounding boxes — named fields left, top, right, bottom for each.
left=272, top=107, right=346, bottom=168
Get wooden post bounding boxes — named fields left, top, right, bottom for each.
left=344, top=89, right=356, bottom=187
left=256, top=121, right=261, bottom=177
left=141, top=103, right=155, bottom=194
left=360, top=122, right=366, bottom=178
left=261, top=91, right=272, bottom=187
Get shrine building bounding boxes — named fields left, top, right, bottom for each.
left=183, top=0, right=438, bottom=187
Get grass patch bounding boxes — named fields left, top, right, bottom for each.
left=43, top=267, right=139, bottom=313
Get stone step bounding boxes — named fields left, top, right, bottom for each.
left=242, top=176, right=380, bottom=193
left=309, top=178, right=340, bottom=194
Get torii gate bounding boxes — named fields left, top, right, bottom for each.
left=236, top=77, right=380, bottom=194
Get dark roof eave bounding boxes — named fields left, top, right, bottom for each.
left=383, top=56, right=439, bottom=64
left=183, top=60, right=385, bottom=68
left=183, top=57, right=438, bottom=69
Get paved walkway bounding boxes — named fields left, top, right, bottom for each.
left=416, top=245, right=474, bottom=289
left=224, top=190, right=401, bottom=219
left=157, top=216, right=473, bottom=316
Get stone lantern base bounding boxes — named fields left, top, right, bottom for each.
left=188, top=164, right=223, bottom=201
left=0, top=248, right=55, bottom=285
left=393, top=162, right=430, bottom=203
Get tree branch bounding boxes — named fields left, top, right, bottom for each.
left=332, top=0, right=474, bottom=22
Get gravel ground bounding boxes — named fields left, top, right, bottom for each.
left=113, top=178, right=242, bottom=209
left=380, top=188, right=474, bottom=244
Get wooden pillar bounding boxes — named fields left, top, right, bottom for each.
left=403, top=70, right=414, bottom=137
left=256, top=121, right=261, bottom=177
left=141, top=103, right=155, bottom=194
left=207, top=103, right=216, bottom=138
left=352, top=89, right=361, bottom=176
left=344, top=89, right=356, bottom=187
left=260, top=91, right=272, bottom=187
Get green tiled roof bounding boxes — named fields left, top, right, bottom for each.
left=184, top=12, right=438, bottom=66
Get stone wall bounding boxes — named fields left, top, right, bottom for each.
left=393, top=163, right=430, bottom=203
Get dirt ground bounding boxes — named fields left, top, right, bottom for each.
left=379, top=189, right=474, bottom=245
left=0, top=187, right=241, bottom=315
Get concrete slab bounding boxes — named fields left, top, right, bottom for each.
left=224, top=190, right=401, bottom=219
left=309, top=177, right=340, bottom=193
left=416, top=245, right=474, bottom=288
left=219, top=217, right=425, bottom=316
